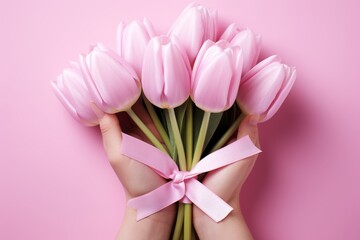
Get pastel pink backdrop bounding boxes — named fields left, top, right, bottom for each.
left=0, top=0, right=359, bottom=239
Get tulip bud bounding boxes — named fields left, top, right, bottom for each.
left=168, top=3, right=217, bottom=65
left=142, top=36, right=191, bottom=108
left=221, top=23, right=261, bottom=75
left=51, top=62, right=99, bottom=126
left=117, top=18, right=156, bottom=77
left=80, top=44, right=141, bottom=114
left=191, top=40, right=243, bottom=112
left=237, top=55, right=296, bottom=122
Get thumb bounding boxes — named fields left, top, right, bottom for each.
left=91, top=103, right=123, bottom=163
left=237, top=115, right=260, bottom=148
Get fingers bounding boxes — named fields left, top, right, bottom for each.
left=200, top=115, right=261, bottom=203
left=91, top=103, right=123, bottom=164
left=99, top=114, right=124, bottom=162
left=237, top=115, right=260, bottom=148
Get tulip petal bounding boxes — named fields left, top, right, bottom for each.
left=242, top=55, right=280, bottom=83
left=168, top=3, right=217, bottom=64
left=86, top=50, right=140, bottom=112
left=143, top=17, right=156, bottom=38
left=221, top=25, right=261, bottom=75
left=226, top=47, right=243, bottom=106
left=52, top=69, right=98, bottom=126
left=238, top=62, right=285, bottom=115
left=80, top=54, right=104, bottom=106
left=142, top=36, right=191, bottom=108
left=263, top=66, right=296, bottom=122
left=51, top=77, right=81, bottom=123
left=117, top=19, right=155, bottom=77
left=142, top=38, right=166, bottom=107
left=162, top=43, right=191, bottom=108
left=192, top=40, right=215, bottom=89
left=220, top=23, right=239, bottom=42
left=193, top=52, right=233, bottom=112
left=230, top=29, right=261, bottom=73
left=124, top=22, right=151, bottom=76
left=62, top=72, right=98, bottom=124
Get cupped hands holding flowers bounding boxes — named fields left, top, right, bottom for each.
left=52, top=3, right=296, bottom=240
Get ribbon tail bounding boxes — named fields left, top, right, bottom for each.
left=121, top=133, right=178, bottom=178
left=185, top=179, right=233, bottom=222
left=128, top=181, right=185, bottom=221
left=191, top=135, right=261, bottom=175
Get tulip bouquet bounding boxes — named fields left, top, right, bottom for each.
left=52, top=3, right=295, bottom=239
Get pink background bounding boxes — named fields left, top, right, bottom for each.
left=1, top=0, right=359, bottom=239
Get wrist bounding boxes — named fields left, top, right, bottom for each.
left=193, top=203, right=241, bottom=232
left=193, top=200, right=253, bottom=240
left=117, top=204, right=176, bottom=240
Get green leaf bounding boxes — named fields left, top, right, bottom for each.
left=203, top=112, right=223, bottom=150
left=165, top=110, right=178, bottom=162
left=192, top=104, right=204, bottom=150
left=175, top=100, right=189, bottom=134
left=204, top=103, right=242, bottom=153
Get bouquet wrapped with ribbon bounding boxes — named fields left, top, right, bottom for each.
left=52, top=3, right=296, bottom=239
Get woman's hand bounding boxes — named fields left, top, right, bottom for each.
left=93, top=102, right=175, bottom=240
left=93, top=99, right=259, bottom=240
left=193, top=115, right=260, bottom=240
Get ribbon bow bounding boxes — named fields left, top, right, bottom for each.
left=120, top=133, right=261, bottom=222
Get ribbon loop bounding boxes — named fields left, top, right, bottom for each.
left=120, top=133, right=261, bottom=222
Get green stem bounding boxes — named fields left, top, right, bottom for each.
left=184, top=204, right=192, bottom=240
left=172, top=203, right=184, bottom=240
left=126, top=108, right=167, bottom=153
left=143, top=97, right=172, bottom=153
left=185, top=102, right=193, bottom=170
left=184, top=102, right=193, bottom=240
left=168, top=108, right=187, bottom=171
left=210, top=113, right=244, bottom=153
left=192, top=111, right=211, bottom=168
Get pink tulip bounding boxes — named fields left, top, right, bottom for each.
left=80, top=44, right=141, bottom=114
left=117, top=18, right=156, bottom=77
left=220, top=23, right=261, bottom=75
left=237, top=55, right=296, bottom=122
left=168, top=3, right=217, bottom=65
left=191, top=40, right=243, bottom=112
left=142, top=36, right=191, bottom=108
left=51, top=62, right=99, bottom=126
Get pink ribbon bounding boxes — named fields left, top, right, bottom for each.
left=120, top=133, right=261, bottom=222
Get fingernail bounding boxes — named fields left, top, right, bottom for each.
left=90, top=102, right=105, bottom=119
